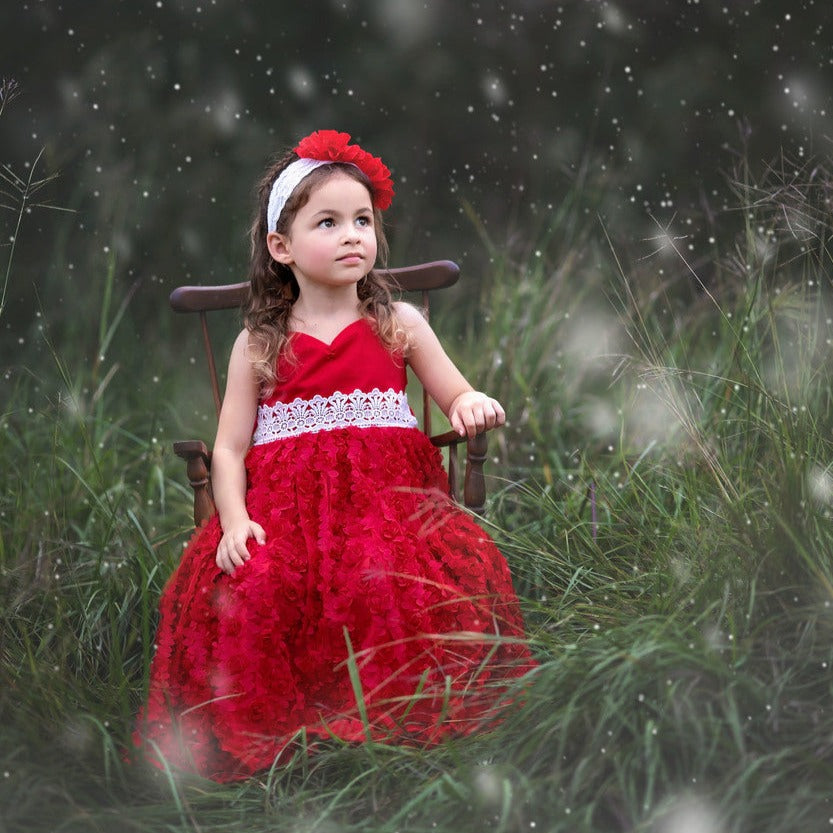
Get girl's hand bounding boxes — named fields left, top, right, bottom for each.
left=448, top=391, right=506, bottom=438
left=216, top=518, right=266, bottom=574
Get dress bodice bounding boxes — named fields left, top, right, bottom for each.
left=262, top=318, right=407, bottom=404
left=252, top=318, right=418, bottom=445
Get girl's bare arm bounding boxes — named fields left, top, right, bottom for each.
left=211, top=329, right=265, bottom=573
left=396, top=302, right=505, bottom=438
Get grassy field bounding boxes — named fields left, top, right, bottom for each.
left=2, top=154, right=833, bottom=832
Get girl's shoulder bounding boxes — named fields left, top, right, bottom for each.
left=389, top=300, right=433, bottom=356
left=392, top=300, right=428, bottom=329
left=231, top=328, right=258, bottom=374
left=232, top=327, right=252, bottom=355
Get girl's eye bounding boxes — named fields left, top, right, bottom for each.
left=318, top=218, right=335, bottom=228
left=356, top=215, right=372, bottom=227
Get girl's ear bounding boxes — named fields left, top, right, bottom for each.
left=266, top=232, right=293, bottom=264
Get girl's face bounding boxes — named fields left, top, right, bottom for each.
left=267, top=172, right=378, bottom=293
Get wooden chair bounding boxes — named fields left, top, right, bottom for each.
left=170, top=260, right=490, bottom=528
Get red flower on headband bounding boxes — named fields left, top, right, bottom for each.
left=294, top=130, right=394, bottom=211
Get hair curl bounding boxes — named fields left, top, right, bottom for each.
left=244, top=152, right=409, bottom=397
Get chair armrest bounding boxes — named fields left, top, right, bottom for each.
left=173, top=439, right=211, bottom=462
left=173, top=440, right=216, bottom=527
left=429, top=429, right=465, bottom=448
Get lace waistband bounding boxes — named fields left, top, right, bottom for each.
left=252, top=387, right=419, bottom=445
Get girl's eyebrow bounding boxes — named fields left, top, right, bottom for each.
left=310, top=206, right=373, bottom=218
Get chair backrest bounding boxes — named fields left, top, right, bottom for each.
left=169, top=260, right=460, bottom=435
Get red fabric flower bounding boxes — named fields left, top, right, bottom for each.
left=294, top=130, right=395, bottom=211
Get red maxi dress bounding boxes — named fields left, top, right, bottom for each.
left=135, top=318, right=536, bottom=781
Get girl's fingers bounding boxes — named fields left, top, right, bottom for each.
left=491, top=399, right=506, bottom=425
left=480, top=399, right=505, bottom=429
left=251, top=522, right=267, bottom=545
left=217, top=546, right=243, bottom=572
left=216, top=522, right=267, bottom=574
left=450, top=394, right=506, bottom=437
left=216, top=548, right=235, bottom=573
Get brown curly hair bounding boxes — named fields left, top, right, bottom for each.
left=244, top=150, right=410, bottom=396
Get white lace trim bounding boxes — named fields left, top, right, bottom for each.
left=252, top=387, right=418, bottom=445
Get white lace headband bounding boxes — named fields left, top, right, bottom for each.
left=265, top=131, right=394, bottom=233
left=266, top=158, right=332, bottom=233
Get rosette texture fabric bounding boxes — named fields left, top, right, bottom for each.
left=135, top=319, right=535, bottom=781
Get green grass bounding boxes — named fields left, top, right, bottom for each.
left=3, top=155, right=833, bottom=831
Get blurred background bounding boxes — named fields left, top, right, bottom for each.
left=4, top=6, right=833, bottom=828
left=2, top=0, right=830, bottom=385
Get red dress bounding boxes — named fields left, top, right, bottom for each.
left=135, top=319, right=535, bottom=781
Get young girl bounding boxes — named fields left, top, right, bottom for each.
left=135, top=130, right=536, bottom=781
